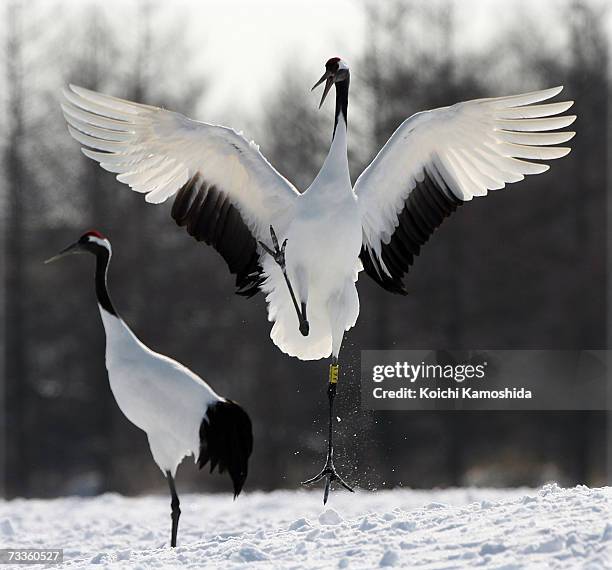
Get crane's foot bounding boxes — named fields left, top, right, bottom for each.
left=259, top=225, right=310, bottom=336
left=302, top=454, right=354, bottom=505
left=259, top=225, right=287, bottom=269
left=299, top=302, right=309, bottom=336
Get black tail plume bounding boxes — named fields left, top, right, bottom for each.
left=198, top=399, right=253, bottom=497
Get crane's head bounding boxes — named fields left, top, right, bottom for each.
left=312, top=57, right=350, bottom=109
left=44, top=230, right=111, bottom=264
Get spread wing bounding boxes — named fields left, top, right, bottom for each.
left=355, top=86, right=576, bottom=294
left=62, top=85, right=300, bottom=297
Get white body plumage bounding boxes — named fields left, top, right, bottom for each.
left=263, top=116, right=362, bottom=360
left=98, top=308, right=219, bottom=475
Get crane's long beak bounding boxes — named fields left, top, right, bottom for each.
left=44, top=241, right=81, bottom=264
left=312, top=71, right=334, bottom=109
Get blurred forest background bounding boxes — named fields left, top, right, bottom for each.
left=0, top=0, right=609, bottom=499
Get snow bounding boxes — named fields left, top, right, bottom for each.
left=0, top=484, right=610, bottom=569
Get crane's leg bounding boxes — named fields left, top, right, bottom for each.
left=166, top=471, right=181, bottom=548
left=301, top=357, right=354, bottom=504
left=259, top=225, right=309, bottom=336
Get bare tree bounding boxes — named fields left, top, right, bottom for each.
left=3, top=1, right=28, bottom=498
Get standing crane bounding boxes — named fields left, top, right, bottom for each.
left=61, top=57, right=575, bottom=503
left=45, top=230, right=253, bottom=546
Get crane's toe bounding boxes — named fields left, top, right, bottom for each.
left=301, top=460, right=354, bottom=504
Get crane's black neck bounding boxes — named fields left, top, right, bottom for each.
left=94, top=248, right=117, bottom=316
left=333, top=74, right=349, bottom=137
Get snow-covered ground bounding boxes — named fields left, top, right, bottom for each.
left=0, top=484, right=610, bottom=569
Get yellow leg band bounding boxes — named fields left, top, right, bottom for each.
left=329, top=363, right=339, bottom=384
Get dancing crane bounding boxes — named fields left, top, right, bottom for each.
left=45, top=231, right=253, bottom=546
left=61, top=57, right=575, bottom=503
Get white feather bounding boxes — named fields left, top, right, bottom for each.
left=99, top=310, right=219, bottom=476
left=63, top=84, right=299, bottom=243
left=355, top=86, right=575, bottom=256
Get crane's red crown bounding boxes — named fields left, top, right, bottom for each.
left=83, top=230, right=105, bottom=240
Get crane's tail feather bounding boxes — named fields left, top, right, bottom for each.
left=198, top=400, right=253, bottom=497
left=263, top=266, right=359, bottom=361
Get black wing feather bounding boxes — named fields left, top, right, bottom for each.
left=172, top=173, right=264, bottom=297
left=360, top=165, right=462, bottom=295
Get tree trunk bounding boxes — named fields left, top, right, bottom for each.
left=4, top=2, right=28, bottom=498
